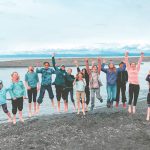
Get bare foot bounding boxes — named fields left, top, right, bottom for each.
left=128, top=106, right=132, bottom=113
left=8, top=118, right=12, bottom=123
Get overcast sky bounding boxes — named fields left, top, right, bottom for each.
left=0, top=0, right=150, bottom=52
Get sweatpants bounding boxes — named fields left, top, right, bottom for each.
left=91, top=88, right=102, bottom=109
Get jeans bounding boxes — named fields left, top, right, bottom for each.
left=37, top=85, right=54, bottom=104
left=107, top=84, right=117, bottom=102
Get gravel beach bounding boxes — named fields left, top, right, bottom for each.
left=0, top=100, right=150, bottom=150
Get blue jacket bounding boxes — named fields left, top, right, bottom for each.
left=9, top=81, right=26, bottom=99
left=101, top=63, right=126, bottom=85
left=25, top=72, right=39, bottom=88
left=36, top=68, right=55, bottom=85
left=0, top=88, right=10, bottom=105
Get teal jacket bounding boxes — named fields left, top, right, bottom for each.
left=25, top=72, right=39, bottom=88
left=36, top=68, right=55, bottom=85
left=9, top=81, right=26, bottom=99
left=52, top=57, right=74, bottom=87
left=0, top=88, right=10, bottom=105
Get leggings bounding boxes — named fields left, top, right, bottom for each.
left=128, top=84, right=140, bottom=106
left=1, top=104, right=9, bottom=113
left=12, top=97, right=23, bottom=115
left=66, top=88, right=75, bottom=103
left=116, top=83, right=127, bottom=103
left=85, top=86, right=90, bottom=105
left=27, top=87, right=37, bottom=103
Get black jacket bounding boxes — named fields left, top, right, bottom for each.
left=117, top=70, right=128, bottom=85
left=65, top=74, right=75, bottom=88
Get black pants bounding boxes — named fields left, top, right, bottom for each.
left=116, top=83, right=126, bottom=103
left=85, top=86, right=90, bottom=105
left=65, top=88, right=75, bottom=104
left=128, top=84, right=140, bottom=106
left=55, top=85, right=67, bottom=101
left=27, top=87, right=37, bottom=103
left=12, top=97, right=23, bottom=115
left=37, top=85, right=54, bottom=104
left=1, top=104, right=9, bottom=113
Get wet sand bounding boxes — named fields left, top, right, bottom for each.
left=0, top=56, right=150, bottom=68
left=0, top=100, right=150, bottom=150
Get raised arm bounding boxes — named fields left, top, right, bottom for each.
left=74, top=60, right=81, bottom=73
left=124, top=51, right=130, bottom=70
left=52, top=53, right=59, bottom=71
left=137, top=52, right=144, bottom=72
left=98, top=57, right=102, bottom=75
left=85, top=58, right=90, bottom=75
left=101, top=59, right=107, bottom=73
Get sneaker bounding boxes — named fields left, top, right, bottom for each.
left=123, top=103, right=126, bottom=108
left=116, top=102, right=119, bottom=108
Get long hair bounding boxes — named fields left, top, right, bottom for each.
left=11, top=72, right=20, bottom=82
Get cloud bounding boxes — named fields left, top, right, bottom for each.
left=0, top=0, right=150, bottom=52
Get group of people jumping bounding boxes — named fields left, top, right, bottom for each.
left=0, top=52, right=150, bottom=125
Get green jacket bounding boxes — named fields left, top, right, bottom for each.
left=52, top=57, right=74, bottom=87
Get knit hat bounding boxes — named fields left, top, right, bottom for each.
left=60, top=64, right=65, bottom=67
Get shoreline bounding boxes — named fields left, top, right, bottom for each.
left=0, top=100, right=150, bottom=150
left=0, top=56, right=149, bottom=68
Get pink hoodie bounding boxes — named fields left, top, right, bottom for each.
left=125, top=57, right=142, bottom=85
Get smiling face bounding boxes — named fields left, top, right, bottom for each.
left=92, top=65, right=98, bottom=73
left=61, top=66, right=65, bottom=70
left=11, top=72, right=19, bottom=82
left=109, top=63, right=114, bottom=69
left=44, top=62, right=50, bottom=69
left=130, top=63, right=136, bottom=70
left=28, top=66, right=34, bottom=72
left=67, top=68, right=72, bottom=74
left=119, top=63, right=123, bottom=69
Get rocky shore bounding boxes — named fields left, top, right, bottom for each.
left=0, top=100, right=150, bottom=150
